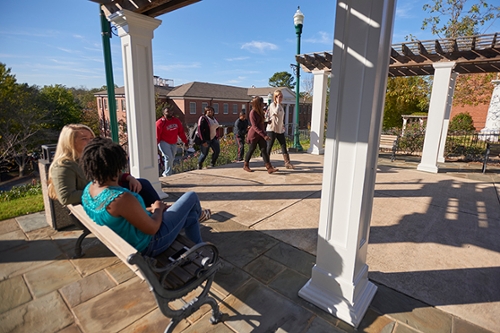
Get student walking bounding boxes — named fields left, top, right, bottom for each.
left=234, top=111, right=249, bottom=162
left=197, top=106, right=220, bottom=169
left=266, top=89, right=294, bottom=169
left=156, top=107, right=188, bottom=176
left=243, top=97, right=278, bottom=174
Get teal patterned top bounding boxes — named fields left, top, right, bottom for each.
left=82, top=184, right=152, bottom=252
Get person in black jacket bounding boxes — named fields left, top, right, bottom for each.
left=233, top=112, right=249, bottom=162
left=197, top=106, right=220, bottom=169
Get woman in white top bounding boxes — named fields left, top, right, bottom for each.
left=197, top=106, right=220, bottom=169
left=266, top=90, right=294, bottom=169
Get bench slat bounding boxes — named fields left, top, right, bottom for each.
left=67, top=204, right=145, bottom=280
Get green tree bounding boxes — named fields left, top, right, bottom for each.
left=269, top=71, right=295, bottom=89
left=383, top=76, right=430, bottom=130
left=70, top=86, right=100, bottom=135
left=0, top=63, right=45, bottom=176
left=422, top=0, right=500, bottom=38
left=39, top=84, right=82, bottom=130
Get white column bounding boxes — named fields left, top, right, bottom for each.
left=308, top=70, right=329, bottom=155
left=298, top=0, right=396, bottom=328
left=437, top=72, right=458, bottom=163
left=108, top=10, right=166, bottom=198
left=417, top=62, right=456, bottom=173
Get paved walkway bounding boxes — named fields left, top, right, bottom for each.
left=0, top=153, right=499, bottom=333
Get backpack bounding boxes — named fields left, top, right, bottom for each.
left=193, top=115, right=207, bottom=145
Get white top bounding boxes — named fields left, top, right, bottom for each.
left=208, top=117, right=219, bottom=140
left=266, top=102, right=285, bottom=134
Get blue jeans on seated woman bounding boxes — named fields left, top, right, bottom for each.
left=142, top=191, right=203, bottom=257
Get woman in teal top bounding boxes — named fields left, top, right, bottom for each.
left=80, top=137, right=202, bottom=256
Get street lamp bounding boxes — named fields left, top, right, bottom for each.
left=267, top=92, right=272, bottom=107
left=292, top=6, right=304, bottom=151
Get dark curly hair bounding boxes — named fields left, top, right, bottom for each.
left=80, top=137, right=127, bottom=185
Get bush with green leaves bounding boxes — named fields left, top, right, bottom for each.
left=398, top=123, right=425, bottom=154
left=449, top=112, right=475, bottom=133
left=0, top=183, right=42, bottom=202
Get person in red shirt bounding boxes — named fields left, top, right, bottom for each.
left=156, top=107, right=188, bottom=177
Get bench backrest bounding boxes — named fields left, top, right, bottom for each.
left=488, top=143, right=500, bottom=157
left=67, top=204, right=145, bottom=280
left=379, top=134, right=398, bottom=148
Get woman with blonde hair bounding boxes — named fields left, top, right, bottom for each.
left=48, top=124, right=159, bottom=207
left=243, top=97, right=278, bottom=174
left=266, top=89, right=294, bottom=169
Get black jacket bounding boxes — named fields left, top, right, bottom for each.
left=234, top=118, right=249, bottom=137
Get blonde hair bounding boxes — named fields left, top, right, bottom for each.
left=273, top=89, right=283, bottom=104
left=47, top=124, right=95, bottom=199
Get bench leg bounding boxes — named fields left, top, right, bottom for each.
left=73, top=227, right=91, bottom=259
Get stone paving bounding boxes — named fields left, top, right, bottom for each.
left=0, top=153, right=498, bottom=333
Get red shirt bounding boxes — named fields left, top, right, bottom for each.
left=156, top=116, right=188, bottom=145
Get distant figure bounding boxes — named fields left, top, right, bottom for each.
left=48, top=124, right=159, bottom=206
left=197, top=106, right=220, bottom=169
left=80, top=137, right=203, bottom=256
left=266, top=89, right=294, bottom=169
left=234, top=111, right=249, bottom=162
left=156, top=107, right=188, bottom=177
left=243, top=97, right=278, bottom=174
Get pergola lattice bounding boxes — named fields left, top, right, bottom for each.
left=297, top=33, right=500, bottom=76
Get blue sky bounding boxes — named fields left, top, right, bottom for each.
left=1, top=0, right=499, bottom=90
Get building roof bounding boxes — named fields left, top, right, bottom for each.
left=94, top=85, right=173, bottom=97
left=297, top=33, right=500, bottom=77
left=168, top=82, right=251, bottom=101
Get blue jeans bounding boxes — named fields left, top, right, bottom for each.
left=142, top=191, right=203, bottom=257
left=158, top=141, right=177, bottom=176
left=198, top=138, right=220, bottom=167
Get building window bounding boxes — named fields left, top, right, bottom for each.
left=98, top=99, right=102, bottom=109
left=104, top=99, right=108, bottom=110
left=223, top=103, right=228, bottom=114
left=190, top=102, right=196, bottom=114
left=121, top=99, right=126, bottom=111
left=213, top=103, right=219, bottom=114
left=202, top=102, right=208, bottom=113
left=242, top=105, right=246, bottom=113
left=233, top=104, right=238, bottom=114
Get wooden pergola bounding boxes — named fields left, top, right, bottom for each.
left=91, top=0, right=200, bottom=17
left=297, top=33, right=500, bottom=76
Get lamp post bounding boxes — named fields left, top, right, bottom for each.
left=267, top=92, right=272, bottom=107
left=293, top=6, right=304, bottom=151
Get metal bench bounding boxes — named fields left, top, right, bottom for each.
left=379, top=134, right=399, bottom=162
left=482, top=142, right=500, bottom=173
left=67, top=204, right=223, bottom=333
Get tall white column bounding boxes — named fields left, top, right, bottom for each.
left=108, top=10, right=166, bottom=198
left=479, top=80, right=500, bottom=142
left=437, top=72, right=458, bottom=163
left=298, top=0, right=396, bottom=328
left=308, top=70, right=329, bottom=155
left=417, top=62, right=456, bottom=173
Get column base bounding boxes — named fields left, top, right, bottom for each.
left=298, top=278, right=377, bottom=328
left=417, top=163, right=438, bottom=173
left=308, top=147, right=325, bottom=155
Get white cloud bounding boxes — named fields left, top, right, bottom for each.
left=304, top=31, right=332, bottom=45
left=241, top=41, right=278, bottom=54
left=156, top=63, right=201, bottom=71
left=225, top=56, right=250, bottom=62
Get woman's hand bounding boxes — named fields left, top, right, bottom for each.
left=151, top=200, right=166, bottom=213
left=264, top=136, right=271, bottom=141
left=127, top=176, right=143, bottom=193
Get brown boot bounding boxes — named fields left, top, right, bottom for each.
left=265, top=163, right=279, bottom=174
left=283, top=153, right=294, bottom=169
left=243, top=162, right=253, bottom=172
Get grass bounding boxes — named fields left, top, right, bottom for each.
left=0, top=193, right=44, bottom=221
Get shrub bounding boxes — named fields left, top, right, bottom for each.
left=449, top=112, right=475, bottom=133
left=0, top=183, right=42, bottom=202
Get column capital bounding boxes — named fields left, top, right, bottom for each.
left=108, top=9, right=161, bottom=38
left=433, top=61, right=456, bottom=70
